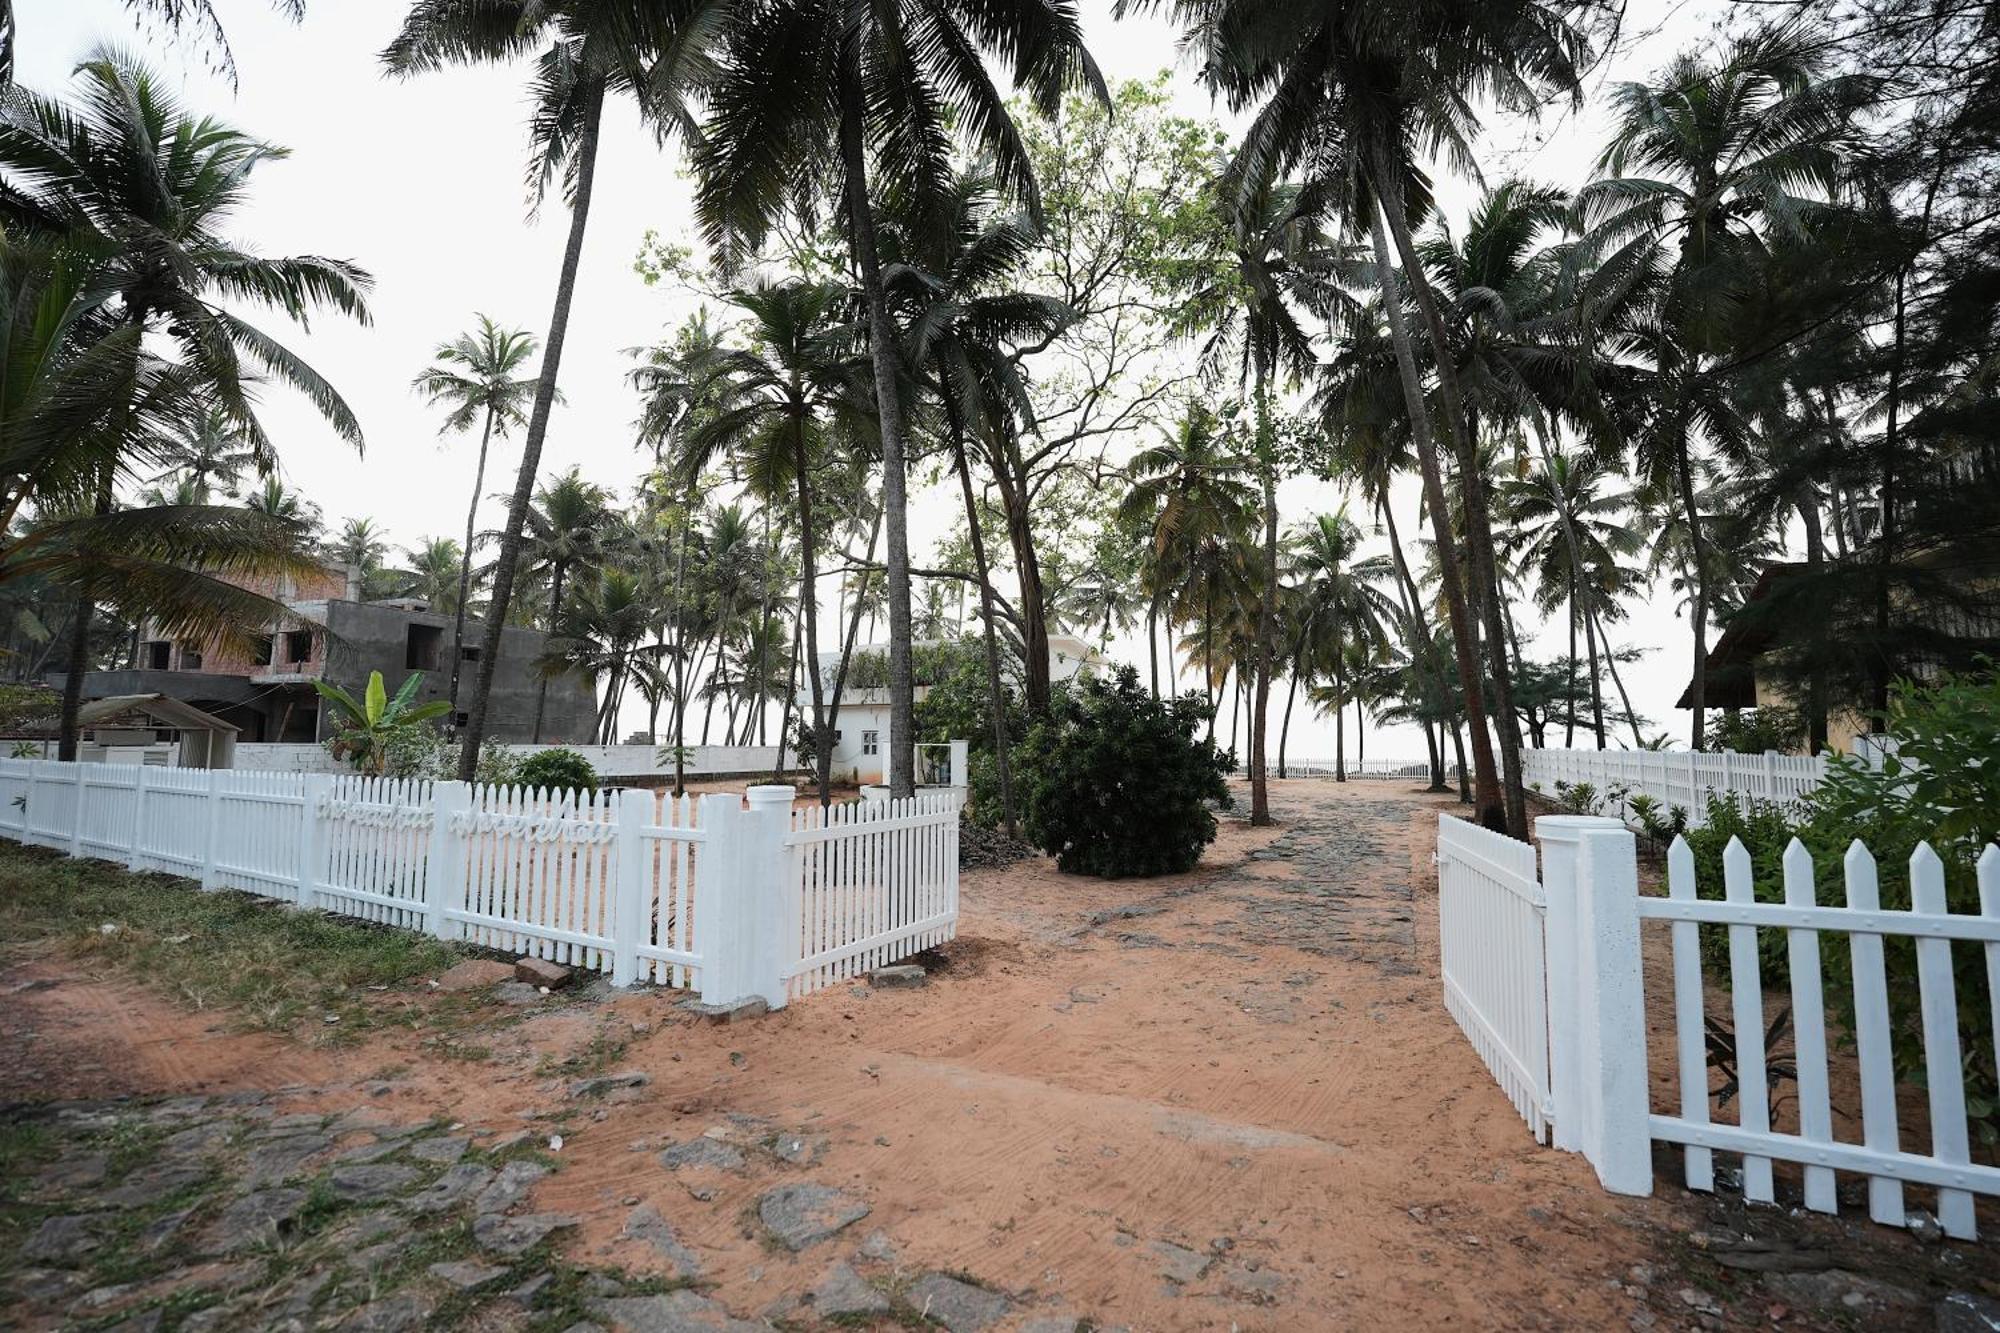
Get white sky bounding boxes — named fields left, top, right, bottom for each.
left=16, top=0, right=1737, bottom=764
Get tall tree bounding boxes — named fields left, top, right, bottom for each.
left=693, top=0, right=1103, bottom=797
left=0, top=48, right=368, bottom=756
left=413, top=315, right=539, bottom=718
left=386, top=0, right=727, bottom=780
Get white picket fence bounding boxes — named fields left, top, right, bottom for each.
left=0, top=759, right=960, bottom=1009
left=1524, top=747, right=1828, bottom=828
left=1438, top=813, right=2000, bottom=1239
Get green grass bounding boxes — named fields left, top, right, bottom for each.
left=0, top=841, right=469, bottom=1039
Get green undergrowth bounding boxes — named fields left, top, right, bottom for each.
left=0, top=841, right=470, bottom=1040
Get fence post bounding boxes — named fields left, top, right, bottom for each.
left=743, top=785, right=796, bottom=1009
left=127, top=764, right=149, bottom=871
left=425, top=781, right=471, bottom=941
left=199, top=770, right=224, bottom=891
left=1538, top=813, right=1652, bottom=1196
left=610, top=787, right=649, bottom=987
left=693, top=793, right=747, bottom=1007
left=296, top=774, right=332, bottom=908
left=69, top=762, right=85, bottom=858
left=948, top=739, right=969, bottom=796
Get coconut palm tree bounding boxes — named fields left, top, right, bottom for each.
left=386, top=0, right=729, bottom=779
left=539, top=567, right=661, bottom=744
left=880, top=165, right=1069, bottom=833
left=413, top=315, right=540, bottom=714
left=0, top=49, right=369, bottom=755
left=693, top=0, right=1103, bottom=798
left=1573, top=28, right=1872, bottom=746
left=516, top=469, right=615, bottom=741
left=1122, top=402, right=1257, bottom=740
left=1175, top=174, right=1344, bottom=824
left=400, top=537, right=466, bottom=615
left=1138, top=0, right=1597, bottom=833
left=1498, top=449, right=1644, bottom=746
left=676, top=279, right=873, bottom=801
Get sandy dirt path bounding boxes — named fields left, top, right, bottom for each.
left=0, top=779, right=1784, bottom=1330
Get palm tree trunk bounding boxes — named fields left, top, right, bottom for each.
left=1583, top=595, right=1606, bottom=749
left=1378, top=181, right=1526, bottom=835
left=839, top=78, right=915, bottom=799
left=791, top=422, right=830, bottom=803
left=771, top=610, right=801, bottom=783
left=448, top=408, right=495, bottom=715
left=1278, top=656, right=1300, bottom=780
left=1378, top=495, right=1447, bottom=792
left=57, top=466, right=115, bottom=759
left=530, top=557, right=568, bottom=743
left=1367, top=201, right=1503, bottom=829
left=1147, top=602, right=1160, bottom=697
left=948, top=407, right=1017, bottom=835
left=1355, top=694, right=1365, bottom=771
left=1797, top=493, right=1828, bottom=752
left=822, top=509, right=883, bottom=797
left=1249, top=365, right=1277, bottom=825
left=1671, top=416, right=1711, bottom=749
left=1565, top=574, right=1578, bottom=748
left=458, top=78, right=604, bottom=779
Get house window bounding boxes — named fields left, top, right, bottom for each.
left=145, top=641, right=171, bottom=670
left=861, top=729, right=879, bottom=756
left=285, top=629, right=313, bottom=663
left=405, top=624, right=443, bottom=671
left=179, top=647, right=203, bottom=671
left=252, top=636, right=274, bottom=666
left=460, top=644, right=481, bottom=662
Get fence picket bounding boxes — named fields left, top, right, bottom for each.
left=1781, top=838, right=1835, bottom=1213
left=1666, top=838, right=1713, bottom=1191
left=1910, top=844, right=1975, bottom=1239
left=1721, top=838, right=1775, bottom=1202
left=1983, top=847, right=2000, bottom=1131
left=1843, top=840, right=1906, bottom=1227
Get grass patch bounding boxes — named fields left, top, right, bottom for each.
left=0, top=842, right=469, bottom=1039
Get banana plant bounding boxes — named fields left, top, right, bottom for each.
left=315, top=670, right=451, bottom=776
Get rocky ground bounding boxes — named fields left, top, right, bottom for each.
left=3, top=779, right=1997, bottom=1332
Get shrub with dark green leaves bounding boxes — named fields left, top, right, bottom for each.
left=516, top=747, right=598, bottom=795
left=1014, top=666, right=1232, bottom=877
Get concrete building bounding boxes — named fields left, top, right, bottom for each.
left=55, top=560, right=596, bottom=745
left=804, top=634, right=1104, bottom=785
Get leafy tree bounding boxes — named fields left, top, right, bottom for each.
left=0, top=50, right=368, bottom=754
left=693, top=0, right=1103, bottom=798
left=413, top=315, right=539, bottom=713
left=386, top=0, right=726, bottom=781
left=1015, top=666, right=1231, bottom=877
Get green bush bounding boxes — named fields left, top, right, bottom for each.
left=913, top=639, right=1027, bottom=829
left=1014, top=666, right=1231, bottom=877
left=516, top=747, right=598, bottom=795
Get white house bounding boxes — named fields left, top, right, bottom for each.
left=801, top=634, right=1105, bottom=785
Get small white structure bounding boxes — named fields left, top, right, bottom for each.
left=806, top=634, right=1103, bottom=785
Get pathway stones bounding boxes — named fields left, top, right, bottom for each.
left=756, top=1182, right=869, bottom=1251
left=328, top=1161, right=420, bottom=1204
left=473, top=1211, right=579, bottom=1257
left=199, top=1188, right=307, bottom=1254
left=243, top=1133, right=334, bottom=1186
left=808, top=1262, right=888, bottom=1317
left=590, top=1291, right=764, bottom=1333
left=409, top=1134, right=469, bottom=1165
left=658, top=1137, right=744, bottom=1172
left=428, top=1260, right=511, bottom=1291
left=906, top=1273, right=1010, bottom=1331
left=407, top=1161, right=495, bottom=1214
left=475, top=1158, right=550, bottom=1214
left=22, top=1213, right=109, bottom=1264
left=620, top=1204, right=703, bottom=1279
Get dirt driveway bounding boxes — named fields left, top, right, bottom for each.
left=5, top=778, right=1973, bottom=1331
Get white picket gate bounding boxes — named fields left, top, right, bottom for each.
left=1436, top=812, right=2000, bottom=1239
left=0, top=759, right=961, bottom=1012
left=1437, top=816, right=1552, bottom=1141
left=785, top=794, right=961, bottom=998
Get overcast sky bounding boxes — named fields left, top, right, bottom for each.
left=16, top=0, right=1738, bottom=764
